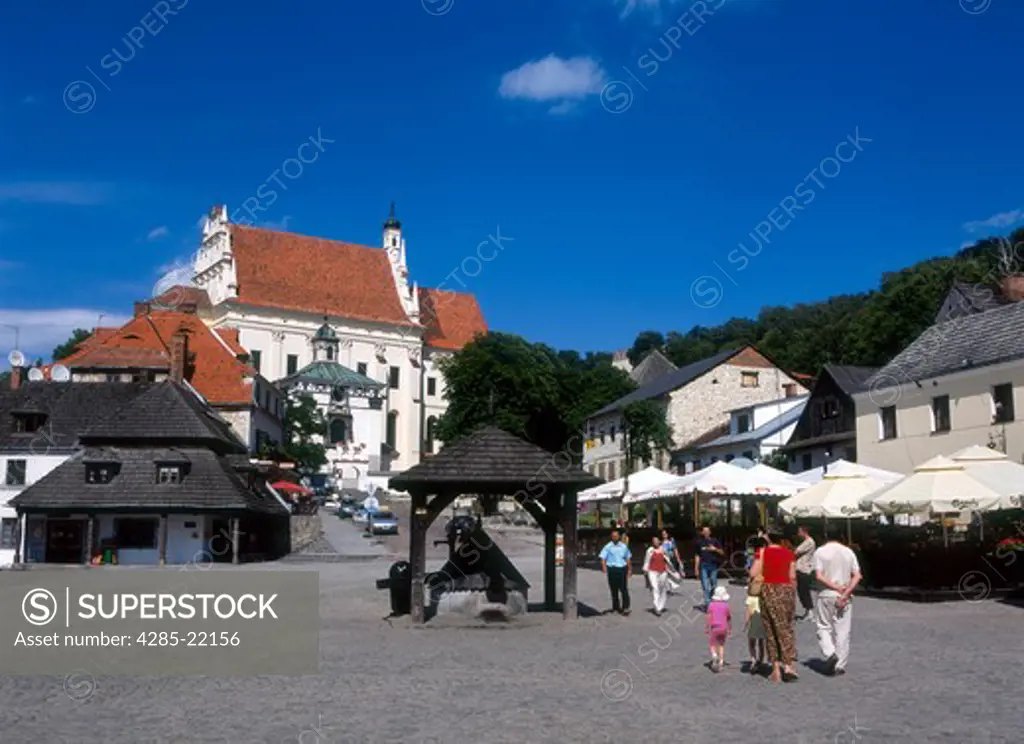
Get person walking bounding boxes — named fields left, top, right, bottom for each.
left=750, top=527, right=799, bottom=683
left=814, top=526, right=862, bottom=676
left=794, top=525, right=816, bottom=620
left=643, top=536, right=670, bottom=616
left=600, top=530, right=632, bottom=615
left=361, top=491, right=380, bottom=536
left=694, top=525, right=725, bottom=611
left=705, top=586, right=732, bottom=672
left=660, top=529, right=683, bottom=594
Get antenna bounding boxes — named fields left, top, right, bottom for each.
left=7, top=350, right=25, bottom=368
left=51, top=364, right=71, bottom=383
left=27, top=368, right=44, bottom=382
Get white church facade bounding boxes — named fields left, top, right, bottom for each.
left=189, top=204, right=487, bottom=484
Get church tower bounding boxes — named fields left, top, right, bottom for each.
left=382, top=202, right=420, bottom=323
left=312, top=316, right=340, bottom=362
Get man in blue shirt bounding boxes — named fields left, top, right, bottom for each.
left=600, top=530, right=632, bottom=615
left=693, top=525, right=725, bottom=611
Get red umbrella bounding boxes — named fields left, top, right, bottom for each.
left=270, top=481, right=313, bottom=496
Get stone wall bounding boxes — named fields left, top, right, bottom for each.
left=290, top=514, right=323, bottom=553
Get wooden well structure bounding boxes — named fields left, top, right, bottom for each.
left=389, top=426, right=601, bottom=623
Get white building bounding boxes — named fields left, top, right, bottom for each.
left=190, top=204, right=487, bottom=478
left=684, top=394, right=808, bottom=469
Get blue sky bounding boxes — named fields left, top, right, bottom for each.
left=1, top=0, right=1022, bottom=365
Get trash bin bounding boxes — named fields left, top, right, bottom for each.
left=386, top=560, right=411, bottom=616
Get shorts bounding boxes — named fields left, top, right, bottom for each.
left=708, top=628, right=728, bottom=645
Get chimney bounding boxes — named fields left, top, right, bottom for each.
left=169, top=331, right=189, bottom=383
left=134, top=301, right=151, bottom=317
left=10, top=366, right=22, bottom=391
left=1000, top=274, right=1024, bottom=302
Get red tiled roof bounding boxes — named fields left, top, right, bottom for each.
left=58, top=312, right=256, bottom=406
left=215, top=327, right=246, bottom=357
left=229, top=225, right=415, bottom=326
left=151, top=285, right=212, bottom=312
left=74, top=327, right=118, bottom=353
left=418, top=288, right=488, bottom=351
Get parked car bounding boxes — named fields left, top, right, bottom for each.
left=370, top=511, right=399, bottom=535
left=338, top=498, right=360, bottom=519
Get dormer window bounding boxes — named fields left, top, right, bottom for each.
left=86, top=465, right=115, bottom=484
left=157, top=466, right=182, bottom=484
left=13, top=412, right=47, bottom=434
left=736, top=414, right=751, bottom=434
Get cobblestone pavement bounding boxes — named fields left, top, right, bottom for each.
left=1, top=551, right=1021, bottom=743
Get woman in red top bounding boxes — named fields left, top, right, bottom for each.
left=643, top=536, right=672, bottom=616
left=750, top=526, right=799, bottom=683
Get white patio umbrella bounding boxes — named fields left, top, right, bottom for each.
left=577, top=465, right=679, bottom=504
left=948, top=445, right=1024, bottom=510
left=625, top=461, right=756, bottom=503
left=863, top=455, right=1005, bottom=547
left=793, top=459, right=904, bottom=486
left=779, top=470, right=882, bottom=543
left=746, top=463, right=808, bottom=498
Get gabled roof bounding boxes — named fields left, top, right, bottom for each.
left=630, top=349, right=678, bottom=387
left=866, top=300, right=1024, bottom=390
left=418, top=288, right=488, bottom=351
left=591, top=347, right=743, bottom=418
left=822, top=364, right=880, bottom=396
left=151, top=285, right=213, bottom=312
left=389, top=426, right=600, bottom=492
left=279, top=360, right=382, bottom=390
left=934, top=281, right=1010, bottom=323
left=59, top=310, right=256, bottom=406
left=81, top=381, right=246, bottom=454
left=0, top=382, right=152, bottom=452
left=229, top=225, right=416, bottom=326
left=694, top=399, right=808, bottom=449
left=728, top=394, right=809, bottom=414
left=10, top=446, right=286, bottom=514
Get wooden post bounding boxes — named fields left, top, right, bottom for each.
left=12, top=513, right=23, bottom=565
left=158, top=515, right=168, bottom=566
left=544, top=518, right=557, bottom=611
left=562, top=489, right=579, bottom=620
left=230, top=517, right=240, bottom=565
left=84, top=516, right=95, bottom=565
left=409, top=490, right=428, bottom=624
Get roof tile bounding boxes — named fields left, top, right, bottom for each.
left=417, top=288, right=488, bottom=350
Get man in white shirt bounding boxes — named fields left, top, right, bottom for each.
left=362, top=492, right=380, bottom=535
left=813, top=527, right=862, bottom=676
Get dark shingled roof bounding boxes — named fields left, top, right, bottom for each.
left=934, top=282, right=1010, bottom=323
left=867, top=300, right=1024, bottom=390
left=0, top=382, right=152, bottom=453
left=388, top=426, right=601, bottom=493
left=591, top=347, right=741, bottom=418
left=630, top=349, right=678, bottom=387
left=823, top=363, right=880, bottom=396
left=11, top=446, right=286, bottom=514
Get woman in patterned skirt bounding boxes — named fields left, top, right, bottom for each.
left=749, top=526, right=799, bottom=683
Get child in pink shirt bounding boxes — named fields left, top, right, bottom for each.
left=705, top=585, right=732, bottom=672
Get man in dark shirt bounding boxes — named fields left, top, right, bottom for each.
left=693, top=525, right=724, bottom=611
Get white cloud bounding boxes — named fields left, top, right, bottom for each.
left=963, top=209, right=1024, bottom=234
left=0, top=181, right=113, bottom=206
left=499, top=55, right=607, bottom=105
left=547, top=100, right=578, bottom=116
left=146, top=225, right=170, bottom=241
left=0, top=308, right=130, bottom=364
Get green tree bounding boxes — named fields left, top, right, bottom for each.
left=52, top=328, right=92, bottom=361
left=627, top=330, right=665, bottom=366
left=760, top=450, right=790, bottom=471
left=281, top=395, right=327, bottom=474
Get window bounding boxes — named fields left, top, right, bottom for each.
left=157, top=466, right=182, bottom=484
left=609, top=425, right=616, bottom=441
left=931, top=395, right=951, bottom=433
left=691, top=459, right=702, bottom=471
left=114, top=518, right=158, bottom=549
left=742, top=450, right=753, bottom=460
left=880, top=406, right=898, bottom=440
left=287, top=354, right=298, bottom=376
left=5, top=459, right=27, bottom=486
left=326, top=346, right=335, bottom=361
left=710, top=456, right=719, bottom=464
left=264, top=390, right=271, bottom=410
left=250, top=350, right=262, bottom=372
left=425, top=416, right=438, bottom=454
left=608, top=460, right=617, bottom=480
left=0, top=518, right=17, bottom=549
left=598, top=462, right=607, bottom=480
left=741, top=371, right=759, bottom=388
left=427, top=377, right=437, bottom=396
left=823, top=397, right=840, bottom=418
left=106, top=373, right=122, bottom=382
left=330, top=418, right=349, bottom=444
left=388, top=366, right=400, bottom=390
left=13, top=413, right=47, bottom=433
left=845, top=446, right=857, bottom=461
left=386, top=411, right=398, bottom=449
left=357, top=362, right=368, bottom=377
left=725, top=454, right=735, bottom=463
left=802, top=453, right=812, bottom=471
left=86, top=465, right=114, bottom=484
left=599, top=428, right=606, bottom=444
left=993, top=383, right=1015, bottom=423
left=783, top=383, right=797, bottom=398
left=737, top=414, right=750, bottom=434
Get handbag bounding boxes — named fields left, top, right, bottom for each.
left=748, top=575, right=764, bottom=597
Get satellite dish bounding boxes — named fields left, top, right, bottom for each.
left=51, top=364, right=71, bottom=383
left=7, top=350, right=25, bottom=368
left=27, top=368, right=44, bottom=382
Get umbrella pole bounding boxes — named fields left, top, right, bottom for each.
left=979, top=513, right=984, bottom=542
left=942, top=515, right=948, bottom=549
left=846, top=517, right=852, bottom=546
left=693, top=490, right=700, bottom=528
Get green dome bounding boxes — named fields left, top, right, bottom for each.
left=314, top=318, right=338, bottom=342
